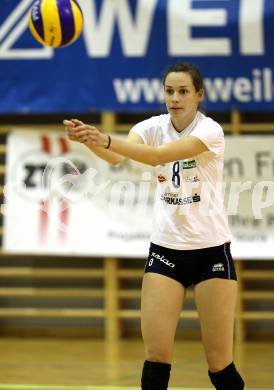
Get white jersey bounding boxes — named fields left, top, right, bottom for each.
left=130, top=111, right=232, bottom=250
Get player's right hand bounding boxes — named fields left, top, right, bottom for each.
left=63, top=119, right=84, bottom=142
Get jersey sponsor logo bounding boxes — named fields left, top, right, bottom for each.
left=212, top=263, right=225, bottom=272
left=185, top=175, right=200, bottom=183
left=151, top=251, right=175, bottom=268
left=182, top=160, right=197, bottom=169
left=157, top=175, right=167, bottom=183
left=160, top=193, right=201, bottom=205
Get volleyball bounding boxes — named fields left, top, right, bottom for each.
left=28, top=0, right=83, bottom=48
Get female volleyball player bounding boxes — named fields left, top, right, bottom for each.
left=63, top=62, right=245, bottom=390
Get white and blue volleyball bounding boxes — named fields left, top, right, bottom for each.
left=29, top=0, right=83, bottom=48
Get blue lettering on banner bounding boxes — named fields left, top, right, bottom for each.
left=0, top=0, right=273, bottom=113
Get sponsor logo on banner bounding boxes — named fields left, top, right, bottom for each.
left=3, top=133, right=91, bottom=247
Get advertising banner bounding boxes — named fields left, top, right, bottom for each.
left=3, top=130, right=274, bottom=259
left=0, top=0, right=274, bottom=113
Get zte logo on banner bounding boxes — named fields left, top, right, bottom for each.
left=0, top=0, right=265, bottom=59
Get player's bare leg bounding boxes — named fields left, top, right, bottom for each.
left=140, top=273, right=185, bottom=389
left=194, top=278, right=244, bottom=389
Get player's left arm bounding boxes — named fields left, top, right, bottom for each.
left=109, top=135, right=208, bottom=165
left=70, top=124, right=208, bottom=166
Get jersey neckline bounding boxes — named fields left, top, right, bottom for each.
left=169, top=111, right=203, bottom=136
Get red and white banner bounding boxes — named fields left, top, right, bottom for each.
left=3, top=129, right=154, bottom=257
left=3, top=130, right=274, bottom=259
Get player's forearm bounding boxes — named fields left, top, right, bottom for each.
left=108, top=135, right=208, bottom=166
left=109, top=138, right=160, bottom=166
left=85, top=143, right=126, bottom=165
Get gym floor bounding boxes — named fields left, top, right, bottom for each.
left=0, top=338, right=273, bottom=389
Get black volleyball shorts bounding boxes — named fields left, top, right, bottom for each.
left=144, top=242, right=237, bottom=288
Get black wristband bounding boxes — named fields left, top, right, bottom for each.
left=105, top=135, right=111, bottom=149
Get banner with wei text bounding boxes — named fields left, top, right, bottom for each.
left=0, top=0, right=274, bottom=113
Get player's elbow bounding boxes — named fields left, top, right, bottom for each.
left=147, top=155, right=160, bottom=167
left=150, top=159, right=160, bottom=167
left=111, top=155, right=126, bottom=166
left=149, top=149, right=163, bottom=166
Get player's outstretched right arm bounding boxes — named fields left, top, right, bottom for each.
left=63, top=119, right=132, bottom=166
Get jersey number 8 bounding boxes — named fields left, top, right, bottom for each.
left=172, top=161, right=180, bottom=188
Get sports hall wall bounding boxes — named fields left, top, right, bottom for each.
left=0, top=0, right=274, bottom=341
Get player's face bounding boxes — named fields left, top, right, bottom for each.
left=164, top=72, right=204, bottom=124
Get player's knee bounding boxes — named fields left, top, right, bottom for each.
left=208, top=360, right=231, bottom=373
left=207, top=349, right=232, bottom=372
left=208, top=362, right=245, bottom=389
left=145, top=347, right=171, bottom=364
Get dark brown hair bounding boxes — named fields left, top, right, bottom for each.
left=162, top=62, right=204, bottom=92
